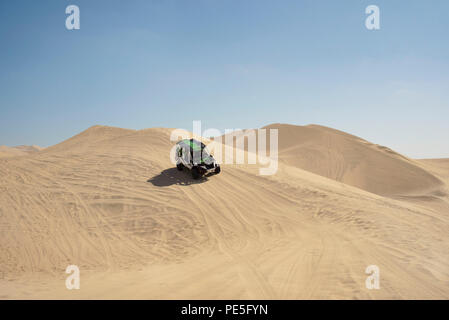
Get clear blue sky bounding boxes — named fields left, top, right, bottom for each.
left=0, top=0, right=448, bottom=158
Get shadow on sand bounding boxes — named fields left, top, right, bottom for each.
left=147, top=167, right=211, bottom=187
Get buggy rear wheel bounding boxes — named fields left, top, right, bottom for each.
left=191, top=166, right=200, bottom=180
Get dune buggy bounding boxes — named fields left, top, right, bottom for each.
left=175, top=139, right=221, bottom=179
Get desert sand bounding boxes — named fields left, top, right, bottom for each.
left=0, top=123, right=448, bottom=299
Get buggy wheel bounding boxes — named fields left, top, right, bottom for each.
left=191, top=166, right=200, bottom=180
left=215, top=166, right=221, bottom=174
left=176, top=163, right=184, bottom=171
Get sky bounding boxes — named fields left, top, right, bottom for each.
left=0, top=0, right=448, bottom=158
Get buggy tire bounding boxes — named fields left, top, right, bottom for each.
left=191, top=166, right=200, bottom=180
left=215, top=166, right=221, bottom=174
left=176, top=163, right=184, bottom=171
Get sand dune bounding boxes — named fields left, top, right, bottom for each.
left=1, top=124, right=449, bottom=299
left=0, top=145, right=43, bottom=158
left=223, top=124, right=443, bottom=197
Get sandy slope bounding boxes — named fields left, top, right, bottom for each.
left=1, top=124, right=449, bottom=299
